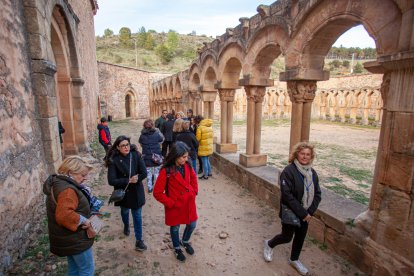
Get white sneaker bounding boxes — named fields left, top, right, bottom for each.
left=289, top=259, right=309, bottom=275
left=263, top=239, right=273, bottom=262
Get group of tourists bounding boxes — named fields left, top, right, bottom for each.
left=43, top=111, right=322, bottom=275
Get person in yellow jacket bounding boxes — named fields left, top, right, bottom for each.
left=196, top=117, right=213, bottom=180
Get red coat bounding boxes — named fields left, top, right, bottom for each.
left=153, top=164, right=198, bottom=226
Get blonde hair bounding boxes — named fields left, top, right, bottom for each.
left=288, top=142, right=316, bottom=163
left=176, top=111, right=185, bottom=119
left=173, top=118, right=185, bottom=132
left=58, top=156, right=93, bottom=175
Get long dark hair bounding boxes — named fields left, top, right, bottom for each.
left=104, top=135, right=131, bottom=167
left=163, top=141, right=190, bottom=169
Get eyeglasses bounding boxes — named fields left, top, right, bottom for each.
left=119, top=143, right=130, bottom=148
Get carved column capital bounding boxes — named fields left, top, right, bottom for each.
left=244, top=86, right=266, bottom=103
left=287, top=80, right=317, bottom=103
left=218, top=88, right=236, bottom=102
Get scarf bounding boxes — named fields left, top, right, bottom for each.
left=293, top=159, right=314, bottom=209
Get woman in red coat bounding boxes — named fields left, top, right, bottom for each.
left=153, top=141, right=198, bottom=263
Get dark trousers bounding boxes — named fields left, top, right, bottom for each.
left=268, top=221, right=308, bottom=261
left=162, top=141, right=173, bottom=157
left=102, top=144, right=110, bottom=160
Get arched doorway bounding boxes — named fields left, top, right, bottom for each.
left=125, top=94, right=132, bottom=117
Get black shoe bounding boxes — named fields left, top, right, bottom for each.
left=198, top=175, right=208, bottom=180
left=181, top=241, right=194, bottom=255
left=123, top=224, right=130, bottom=236
left=208, top=174, right=212, bottom=177
left=174, top=249, right=186, bottom=262
left=135, top=240, right=147, bottom=251
left=197, top=169, right=203, bottom=174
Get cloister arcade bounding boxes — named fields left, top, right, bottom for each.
left=150, top=0, right=414, bottom=274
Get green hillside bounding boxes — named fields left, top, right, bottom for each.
left=96, top=28, right=373, bottom=76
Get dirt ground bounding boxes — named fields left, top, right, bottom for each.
left=89, top=119, right=364, bottom=276
left=225, top=120, right=379, bottom=205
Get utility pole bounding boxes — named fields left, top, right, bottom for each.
left=132, top=38, right=138, bottom=67
left=350, top=52, right=355, bottom=74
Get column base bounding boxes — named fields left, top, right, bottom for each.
left=239, top=153, right=267, bottom=168
left=216, top=143, right=237, bottom=153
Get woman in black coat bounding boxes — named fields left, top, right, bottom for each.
left=162, top=114, right=175, bottom=156
left=139, top=119, right=164, bottom=193
left=263, top=142, right=321, bottom=276
left=176, top=120, right=199, bottom=173
left=106, top=135, right=148, bottom=251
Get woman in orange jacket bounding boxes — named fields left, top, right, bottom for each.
left=153, top=141, right=198, bottom=263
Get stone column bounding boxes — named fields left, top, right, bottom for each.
left=216, top=88, right=237, bottom=153
left=287, top=80, right=317, bottom=148
left=201, top=91, right=217, bottom=119
left=238, top=85, right=268, bottom=167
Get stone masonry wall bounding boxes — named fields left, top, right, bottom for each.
left=69, top=0, right=100, bottom=140
left=0, top=1, right=48, bottom=272
left=98, top=62, right=169, bottom=120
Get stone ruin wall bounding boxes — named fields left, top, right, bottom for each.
left=0, top=1, right=48, bottom=270
left=98, top=62, right=169, bottom=120
left=0, top=0, right=100, bottom=272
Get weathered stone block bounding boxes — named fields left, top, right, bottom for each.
left=239, top=153, right=267, bottom=167
left=37, top=117, right=58, bottom=142
left=384, top=153, right=413, bottom=192
left=391, top=113, right=414, bottom=155
left=37, top=95, right=57, bottom=118
left=308, top=217, right=325, bottom=243
left=27, top=33, right=47, bottom=60
left=216, top=143, right=237, bottom=153
left=376, top=186, right=411, bottom=228
left=31, top=73, right=55, bottom=97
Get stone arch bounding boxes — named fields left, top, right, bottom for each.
left=244, top=25, right=287, bottom=79
left=287, top=0, right=401, bottom=70
left=28, top=3, right=88, bottom=171
left=200, top=55, right=218, bottom=90
left=189, top=63, right=201, bottom=91
left=217, top=43, right=244, bottom=88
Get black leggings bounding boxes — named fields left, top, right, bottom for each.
left=268, top=221, right=308, bottom=261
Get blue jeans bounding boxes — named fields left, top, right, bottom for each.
left=121, top=207, right=143, bottom=241
left=170, top=220, right=197, bottom=249
left=201, top=156, right=211, bottom=176
left=67, top=247, right=94, bottom=276
left=191, top=158, right=197, bottom=174
left=146, top=166, right=161, bottom=191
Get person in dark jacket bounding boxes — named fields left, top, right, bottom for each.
left=155, top=110, right=168, bottom=132
left=43, top=156, right=96, bottom=275
left=193, top=115, right=203, bottom=174
left=162, top=114, right=175, bottom=157
left=58, top=121, right=65, bottom=144
left=106, top=135, right=148, bottom=251
left=263, top=142, right=322, bottom=275
left=139, top=119, right=164, bottom=193
left=176, top=121, right=199, bottom=173
left=153, top=142, right=198, bottom=263
left=97, top=117, right=112, bottom=159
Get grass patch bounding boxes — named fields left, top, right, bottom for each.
left=326, top=177, right=342, bottom=183
left=338, top=165, right=372, bottom=182
left=103, top=235, right=115, bottom=242
left=306, top=236, right=328, bottom=251
left=326, top=183, right=369, bottom=205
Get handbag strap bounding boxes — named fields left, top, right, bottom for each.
left=123, top=153, right=132, bottom=192
left=165, top=167, right=170, bottom=196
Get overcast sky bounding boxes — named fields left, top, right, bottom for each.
left=94, top=0, right=376, bottom=48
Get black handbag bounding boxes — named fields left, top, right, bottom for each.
left=281, top=203, right=301, bottom=227
left=109, top=154, right=132, bottom=204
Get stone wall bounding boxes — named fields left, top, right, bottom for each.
left=0, top=0, right=100, bottom=273
left=98, top=62, right=169, bottom=120
left=0, top=1, right=48, bottom=272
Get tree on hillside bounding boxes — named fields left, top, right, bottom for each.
left=166, top=30, right=179, bottom=52
left=137, top=26, right=147, bottom=47
left=353, top=62, right=364, bottom=73
left=144, top=32, right=155, bottom=50
left=155, top=43, right=174, bottom=64
left=104, top=28, right=114, bottom=37
left=119, top=27, right=132, bottom=47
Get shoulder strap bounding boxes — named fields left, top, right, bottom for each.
left=165, top=167, right=170, bottom=196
